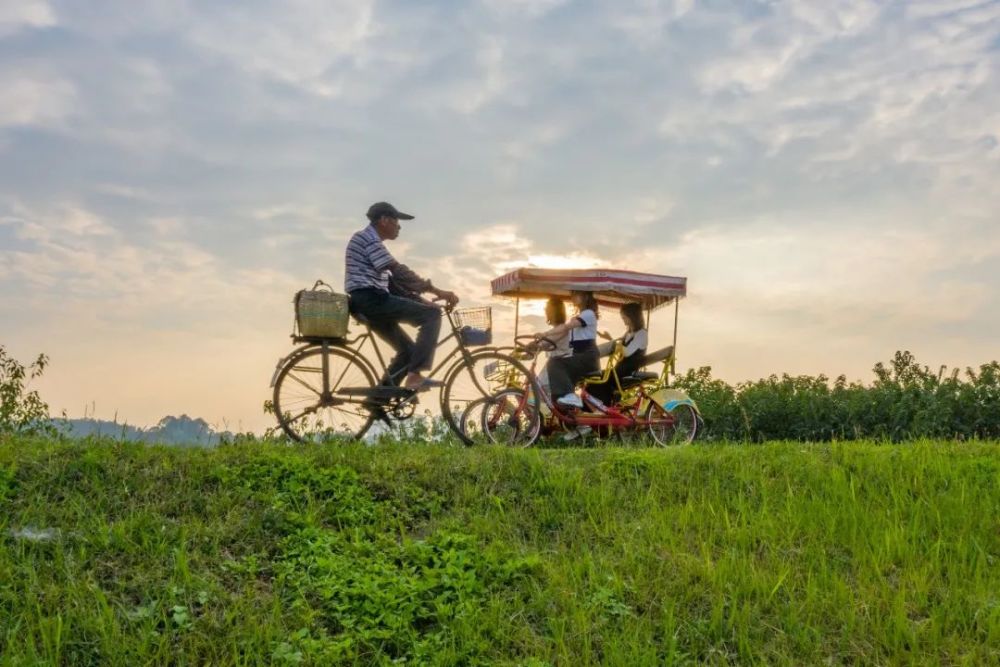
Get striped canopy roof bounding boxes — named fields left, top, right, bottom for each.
left=491, top=268, right=687, bottom=311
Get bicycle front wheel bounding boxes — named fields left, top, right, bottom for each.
left=440, top=351, right=538, bottom=445
left=273, top=346, right=376, bottom=443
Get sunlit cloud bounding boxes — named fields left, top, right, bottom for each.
left=522, top=254, right=606, bottom=270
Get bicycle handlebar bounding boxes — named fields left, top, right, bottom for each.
left=432, top=297, right=457, bottom=313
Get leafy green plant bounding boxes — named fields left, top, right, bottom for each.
left=674, top=351, right=1000, bottom=441
left=273, top=528, right=535, bottom=662
left=0, top=344, right=55, bottom=437
left=170, top=605, right=192, bottom=631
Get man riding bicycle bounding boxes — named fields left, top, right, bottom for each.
left=345, top=202, right=460, bottom=391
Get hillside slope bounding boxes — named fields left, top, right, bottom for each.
left=1, top=438, right=998, bottom=665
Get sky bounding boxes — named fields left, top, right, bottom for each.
left=1, top=0, right=998, bottom=433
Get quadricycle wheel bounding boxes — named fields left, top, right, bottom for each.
left=441, top=350, right=540, bottom=446
left=643, top=401, right=698, bottom=446
left=477, top=389, right=541, bottom=447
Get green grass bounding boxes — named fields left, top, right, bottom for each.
left=1, top=437, right=998, bottom=665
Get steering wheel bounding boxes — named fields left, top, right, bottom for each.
left=515, top=334, right=559, bottom=354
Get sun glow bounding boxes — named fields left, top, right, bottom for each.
left=491, top=253, right=608, bottom=318
left=525, top=253, right=606, bottom=269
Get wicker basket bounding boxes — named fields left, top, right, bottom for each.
left=294, top=280, right=349, bottom=338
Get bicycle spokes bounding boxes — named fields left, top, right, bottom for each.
left=273, top=347, right=376, bottom=442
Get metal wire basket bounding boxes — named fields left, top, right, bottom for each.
left=454, top=307, right=493, bottom=346
left=454, top=306, right=491, bottom=330
left=482, top=357, right=514, bottom=383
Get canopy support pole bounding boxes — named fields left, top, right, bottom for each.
left=671, top=298, right=679, bottom=376
left=513, top=296, right=520, bottom=340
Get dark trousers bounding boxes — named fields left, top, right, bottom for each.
left=349, top=288, right=441, bottom=385
left=588, top=353, right=645, bottom=405
left=546, top=347, right=600, bottom=399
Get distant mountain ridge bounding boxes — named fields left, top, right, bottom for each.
left=57, top=414, right=234, bottom=446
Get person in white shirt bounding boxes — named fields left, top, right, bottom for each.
left=534, top=291, right=600, bottom=410
left=590, top=302, right=648, bottom=406
left=534, top=297, right=571, bottom=409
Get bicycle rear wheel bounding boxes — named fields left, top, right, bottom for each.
left=273, top=346, right=376, bottom=442
left=440, top=350, right=538, bottom=445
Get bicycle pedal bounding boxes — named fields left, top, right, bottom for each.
left=397, top=393, right=420, bottom=407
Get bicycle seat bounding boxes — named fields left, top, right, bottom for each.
left=351, top=313, right=371, bottom=327
left=623, top=371, right=659, bottom=382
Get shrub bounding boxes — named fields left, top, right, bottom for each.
left=0, top=344, right=55, bottom=437
left=674, top=351, right=1000, bottom=442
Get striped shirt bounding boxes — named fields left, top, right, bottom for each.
left=344, top=224, right=395, bottom=293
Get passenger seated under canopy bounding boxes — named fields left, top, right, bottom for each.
left=588, top=302, right=647, bottom=406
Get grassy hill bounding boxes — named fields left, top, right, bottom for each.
left=1, top=437, right=998, bottom=665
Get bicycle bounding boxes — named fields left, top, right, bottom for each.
left=269, top=304, right=538, bottom=444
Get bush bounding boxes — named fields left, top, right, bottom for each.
left=674, top=351, right=1000, bottom=442
left=0, top=344, right=55, bottom=437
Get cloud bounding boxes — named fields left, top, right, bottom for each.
left=182, top=0, right=376, bottom=97
left=0, top=0, right=56, bottom=35
left=481, top=0, right=570, bottom=19
left=612, top=0, right=696, bottom=48
left=646, top=0, right=999, bottom=235
left=905, top=0, right=996, bottom=20
left=0, top=202, right=300, bottom=333
left=698, top=36, right=804, bottom=95
left=448, top=36, right=510, bottom=115
left=0, top=73, right=75, bottom=128
left=630, top=218, right=1000, bottom=338
left=95, top=183, right=160, bottom=203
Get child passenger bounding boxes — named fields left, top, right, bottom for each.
left=535, top=290, right=600, bottom=410
left=589, top=302, right=648, bottom=406
left=535, top=297, right=572, bottom=406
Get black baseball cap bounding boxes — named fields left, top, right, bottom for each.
left=366, top=201, right=415, bottom=221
